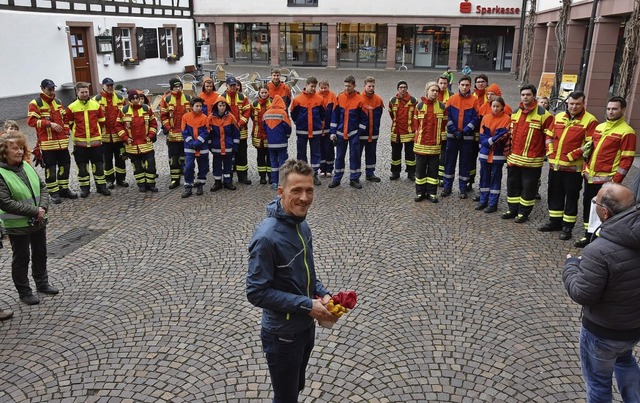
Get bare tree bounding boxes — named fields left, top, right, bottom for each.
left=521, top=0, right=537, bottom=84
left=552, top=0, right=571, bottom=98
left=618, top=0, right=640, bottom=98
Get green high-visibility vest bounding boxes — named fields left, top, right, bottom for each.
left=0, top=163, right=41, bottom=228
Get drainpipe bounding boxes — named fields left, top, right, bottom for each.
left=576, top=0, right=600, bottom=91
left=514, top=0, right=528, bottom=80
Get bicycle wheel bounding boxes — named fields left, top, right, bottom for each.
left=549, top=97, right=566, bottom=113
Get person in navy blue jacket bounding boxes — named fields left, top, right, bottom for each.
left=247, top=159, right=336, bottom=403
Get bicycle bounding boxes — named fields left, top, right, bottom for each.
left=549, top=86, right=574, bottom=114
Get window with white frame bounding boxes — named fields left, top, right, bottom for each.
left=165, top=28, right=174, bottom=56
left=122, top=28, right=132, bottom=59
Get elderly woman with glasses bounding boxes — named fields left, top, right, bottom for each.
left=0, top=131, right=58, bottom=306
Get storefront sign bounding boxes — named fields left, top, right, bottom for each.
left=460, top=0, right=521, bottom=15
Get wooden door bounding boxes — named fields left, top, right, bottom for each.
left=69, top=28, right=92, bottom=89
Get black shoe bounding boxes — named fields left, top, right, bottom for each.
left=210, top=181, right=223, bottom=192
left=138, top=185, right=147, bottom=192
left=238, top=173, right=252, bottom=185
left=259, top=177, right=267, bottom=185
left=389, top=173, right=400, bottom=181
left=116, top=181, right=129, bottom=188
left=37, top=284, right=59, bottom=295
left=195, top=185, right=204, bottom=196
left=472, top=196, right=480, bottom=202
left=475, top=203, right=487, bottom=210
left=574, top=237, right=590, bottom=248
left=169, top=180, right=180, bottom=189
left=484, top=205, right=498, bottom=213
left=106, top=181, right=115, bottom=190
left=501, top=211, right=517, bottom=219
left=459, top=192, right=468, bottom=199
left=224, top=183, right=237, bottom=190
left=97, top=187, right=111, bottom=196
left=59, top=189, right=78, bottom=199
left=50, top=193, right=62, bottom=204
left=147, top=185, right=159, bottom=193
left=414, top=194, right=426, bottom=202
left=349, top=180, right=363, bottom=189
left=514, top=214, right=529, bottom=223
left=80, top=188, right=90, bottom=198
left=366, top=175, right=381, bottom=182
left=20, top=294, right=40, bottom=305
left=559, top=228, right=573, bottom=241
left=534, top=193, right=542, bottom=200
left=407, top=173, right=415, bottom=181
left=441, top=188, right=452, bottom=197
left=466, top=182, right=473, bottom=192
left=429, top=195, right=439, bottom=203
left=538, top=221, right=562, bottom=232
left=314, top=175, right=321, bottom=186
left=328, top=181, right=341, bottom=188
left=181, top=187, right=193, bottom=198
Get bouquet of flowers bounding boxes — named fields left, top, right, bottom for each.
left=318, top=290, right=357, bottom=328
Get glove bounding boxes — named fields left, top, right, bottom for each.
left=454, top=131, right=463, bottom=140
left=150, top=135, right=157, bottom=143
left=582, top=141, right=593, bottom=158
left=119, top=146, right=128, bottom=160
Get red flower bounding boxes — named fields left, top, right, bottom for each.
left=332, top=290, right=357, bottom=309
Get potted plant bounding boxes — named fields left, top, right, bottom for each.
left=123, top=57, right=139, bottom=66
left=166, top=54, right=179, bottom=62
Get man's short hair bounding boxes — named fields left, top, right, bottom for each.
left=190, top=97, right=204, bottom=107
left=364, top=76, right=375, bottom=85
left=475, top=74, right=489, bottom=83
left=608, top=96, right=627, bottom=109
left=318, top=79, right=330, bottom=87
left=567, top=91, right=586, bottom=102
left=520, top=84, right=537, bottom=97
left=75, top=82, right=90, bottom=92
left=271, top=68, right=281, bottom=75
left=344, top=75, right=356, bottom=85
left=600, top=183, right=636, bottom=216
left=306, top=76, right=318, bottom=85
left=458, top=75, right=472, bottom=84
left=438, top=74, right=450, bottom=84
left=279, top=159, right=313, bottom=188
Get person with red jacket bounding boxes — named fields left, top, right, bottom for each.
left=328, top=75, right=367, bottom=189
left=360, top=76, right=384, bottom=183
left=116, top=89, right=158, bottom=192
left=27, top=79, right=77, bottom=203
left=503, top=84, right=554, bottom=223
left=318, top=79, right=337, bottom=177
left=250, top=86, right=272, bottom=185
left=221, top=76, right=251, bottom=184
left=94, top=78, right=128, bottom=189
left=263, top=95, right=292, bottom=189
left=208, top=96, right=240, bottom=191
left=160, top=78, right=191, bottom=189
left=412, top=82, right=446, bottom=203
left=436, top=74, right=453, bottom=185
left=198, top=77, right=218, bottom=116
left=181, top=97, right=210, bottom=198
left=476, top=97, right=512, bottom=213
left=389, top=80, right=418, bottom=181
left=291, top=76, right=325, bottom=185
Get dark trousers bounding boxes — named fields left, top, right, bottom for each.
left=390, top=141, right=415, bottom=174
left=9, top=228, right=48, bottom=297
left=261, top=326, right=315, bottom=403
left=547, top=170, right=583, bottom=229
left=184, top=153, right=210, bottom=185
left=506, top=165, right=542, bottom=217
left=235, top=138, right=249, bottom=173
left=296, top=135, right=322, bottom=174
left=582, top=181, right=603, bottom=235
left=129, top=151, right=157, bottom=186
left=256, top=147, right=271, bottom=178
left=468, top=140, right=479, bottom=185
left=167, top=141, right=185, bottom=181
left=212, top=153, right=234, bottom=184
left=415, top=154, right=439, bottom=197
left=42, top=149, right=71, bottom=194
left=443, top=138, right=472, bottom=192
left=438, top=140, right=447, bottom=183
left=319, top=135, right=335, bottom=174
left=103, top=142, right=127, bottom=183
left=479, top=160, right=504, bottom=207
left=269, top=148, right=289, bottom=185
left=333, top=134, right=361, bottom=182
left=73, top=146, right=106, bottom=190
left=359, top=139, right=378, bottom=177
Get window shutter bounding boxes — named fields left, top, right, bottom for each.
left=158, top=28, right=167, bottom=59
left=112, top=27, right=123, bottom=63
left=136, top=27, right=146, bottom=61
left=177, top=28, right=184, bottom=57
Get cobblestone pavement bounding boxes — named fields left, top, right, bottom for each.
left=0, top=67, right=638, bottom=402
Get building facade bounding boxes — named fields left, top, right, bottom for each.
left=193, top=0, right=522, bottom=72
left=525, top=0, right=640, bottom=138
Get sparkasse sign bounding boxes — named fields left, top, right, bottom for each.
left=459, top=0, right=521, bottom=15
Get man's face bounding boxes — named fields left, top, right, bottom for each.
left=437, top=79, right=448, bottom=92
left=76, top=87, right=90, bottom=101
left=458, top=80, right=471, bottom=95
left=486, top=91, right=497, bottom=102
left=595, top=189, right=609, bottom=222
left=43, top=87, right=56, bottom=98
left=278, top=172, right=314, bottom=218
left=521, top=90, right=535, bottom=107
left=172, top=83, right=183, bottom=93
left=226, top=83, right=237, bottom=93
left=344, top=81, right=355, bottom=95
left=103, top=84, right=114, bottom=94
left=216, top=102, right=227, bottom=114
left=305, top=82, right=317, bottom=94
left=475, top=78, right=487, bottom=90
left=567, top=97, right=585, bottom=118
left=130, top=94, right=142, bottom=106
left=204, top=81, right=214, bottom=92
left=192, top=102, right=203, bottom=114
left=397, top=83, right=408, bottom=97
left=271, top=72, right=281, bottom=84
left=364, top=82, right=375, bottom=96
left=318, top=84, right=329, bottom=95
left=606, top=101, right=624, bottom=121
left=258, top=88, right=269, bottom=100
left=427, top=86, right=438, bottom=101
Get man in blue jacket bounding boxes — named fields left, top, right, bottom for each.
left=247, top=159, right=336, bottom=402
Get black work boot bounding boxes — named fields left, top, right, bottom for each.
left=195, top=184, right=204, bottom=196
left=210, top=180, right=223, bottom=192
left=181, top=186, right=193, bottom=198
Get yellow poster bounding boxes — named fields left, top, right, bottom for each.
left=538, top=72, right=555, bottom=98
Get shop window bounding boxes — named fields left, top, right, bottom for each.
left=232, top=23, right=269, bottom=63
left=338, top=23, right=385, bottom=66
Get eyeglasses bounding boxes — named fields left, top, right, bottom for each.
left=591, top=197, right=607, bottom=209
